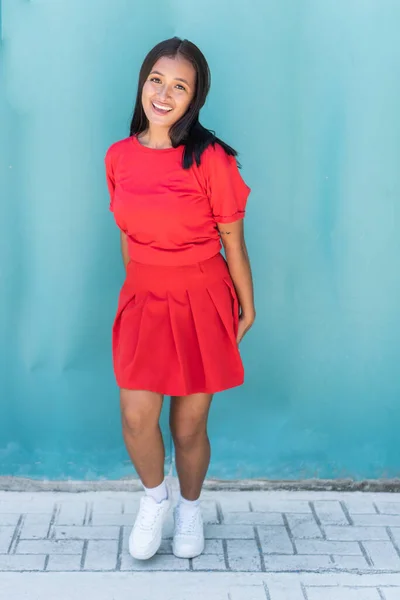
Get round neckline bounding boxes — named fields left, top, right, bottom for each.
left=131, top=134, right=181, bottom=154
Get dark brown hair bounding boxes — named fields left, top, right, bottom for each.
left=129, top=37, right=237, bottom=169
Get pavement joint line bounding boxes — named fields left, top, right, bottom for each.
left=8, top=515, right=23, bottom=554
left=373, top=502, right=380, bottom=515
left=253, top=526, right=266, bottom=572
left=248, top=501, right=253, bottom=512
left=263, top=581, right=271, bottom=600
left=377, top=588, right=386, bottom=600
left=386, top=527, right=400, bottom=559
left=358, top=542, right=375, bottom=567
left=82, top=502, right=89, bottom=526
left=309, top=502, right=325, bottom=539
left=216, top=501, right=224, bottom=524
left=222, top=539, right=230, bottom=571
left=359, top=541, right=373, bottom=567
left=300, top=581, right=309, bottom=600
left=340, top=500, right=354, bottom=526
left=116, top=526, right=123, bottom=571
left=282, top=512, right=297, bottom=554
left=80, top=540, right=89, bottom=570
left=189, top=558, right=194, bottom=571
left=87, top=502, right=93, bottom=526
left=43, top=554, right=50, bottom=571
left=5, top=567, right=400, bottom=574
left=48, top=504, right=58, bottom=538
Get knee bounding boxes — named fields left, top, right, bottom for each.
left=121, top=407, right=146, bottom=435
left=171, top=422, right=207, bottom=452
left=120, top=402, right=157, bottom=436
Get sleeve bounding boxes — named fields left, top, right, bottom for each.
left=205, top=143, right=251, bottom=224
left=104, top=145, right=116, bottom=212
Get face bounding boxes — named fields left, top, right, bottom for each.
left=141, top=55, right=196, bottom=129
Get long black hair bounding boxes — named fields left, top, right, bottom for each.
left=129, top=37, right=238, bottom=169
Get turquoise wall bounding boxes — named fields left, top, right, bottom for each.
left=1, top=0, right=400, bottom=481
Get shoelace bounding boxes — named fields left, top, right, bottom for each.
left=175, top=509, right=200, bottom=536
left=136, top=498, right=165, bottom=531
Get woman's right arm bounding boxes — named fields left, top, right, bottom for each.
left=120, top=231, right=130, bottom=271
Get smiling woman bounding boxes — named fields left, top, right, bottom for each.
left=143, top=59, right=195, bottom=122
left=104, top=37, right=255, bottom=563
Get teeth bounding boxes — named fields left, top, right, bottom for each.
left=153, top=102, right=172, bottom=112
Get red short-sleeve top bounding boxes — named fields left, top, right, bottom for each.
left=105, top=135, right=251, bottom=266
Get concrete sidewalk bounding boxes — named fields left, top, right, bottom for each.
left=1, top=485, right=400, bottom=599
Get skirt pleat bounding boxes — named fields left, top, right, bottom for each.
left=112, top=253, right=244, bottom=396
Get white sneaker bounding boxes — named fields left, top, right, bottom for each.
left=129, top=488, right=171, bottom=560
left=172, top=503, right=205, bottom=559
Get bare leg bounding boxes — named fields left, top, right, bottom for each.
left=169, top=393, right=213, bottom=500
left=120, top=389, right=165, bottom=488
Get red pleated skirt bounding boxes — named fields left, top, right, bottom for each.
left=112, top=252, right=244, bottom=396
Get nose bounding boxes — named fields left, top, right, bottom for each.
left=157, top=85, right=170, bottom=102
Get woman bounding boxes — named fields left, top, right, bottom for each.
left=105, top=37, right=255, bottom=561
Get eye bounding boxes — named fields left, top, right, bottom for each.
left=150, top=77, right=162, bottom=84
left=175, top=84, right=186, bottom=91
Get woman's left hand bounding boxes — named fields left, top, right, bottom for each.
left=236, top=311, right=255, bottom=344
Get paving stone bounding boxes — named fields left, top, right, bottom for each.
left=0, top=554, right=46, bottom=571
left=122, top=499, right=141, bottom=515
left=250, top=499, right=311, bottom=514
left=387, top=528, right=400, bottom=547
left=381, top=589, right=400, bottom=600
left=120, top=552, right=189, bottom=570
left=0, top=498, right=55, bottom=514
left=203, top=539, right=224, bottom=554
left=20, top=514, right=53, bottom=539
left=324, top=526, right=390, bottom=541
left=306, top=587, right=381, bottom=600
left=224, top=512, right=283, bottom=526
left=226, top=539, right=261, bottom=571
left=228, top=585, right=267, bottom=600
left=257, top=526, right=294, bottom=554
left=192, top=553, right=226, bottom=571
left=0, top=514, right=20, bottom=527
left=56, top=502, right=86, bottom=526
left=214, top=493, right=252, bottom=513
left=343, top=498, right=378, bottom=515
left=0, top=527, right=15, bottom=553
left=91, top=513, right=135, bottom=526
left=285, top=514, right=323, bottom=539
left=375, top=503, right=400, bottom=515
left=15, top=540, right=84, bottom=555
left=295, top=540, right=362, bottom=555
left=331, top=555, right=370, bottom=569
left=362, top=541, right=400, bottom=570
left=263, top=554, right=332, bottom=571
left=53, top=525, right=119, bottom=540
left=313, top=501, right=349, bottom=525
left=84, top=540, right=118, bottom=570
left=266, top=580, right=305, bottom=600
left=205, top=524, right=255, bottom=539
left=91, top=499, right=124, bottom=514
left=46, top=555, right=82, bottom=571
left=352, top=515, right=400, bottom=527
left=201, top=501, right=219, bottom=524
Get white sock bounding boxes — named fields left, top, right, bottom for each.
left=143, top=479, right=168, bottom=504
left=178, top=492, right=200, bottom=512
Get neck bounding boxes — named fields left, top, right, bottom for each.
left=138, top=126, right=172, bottom=149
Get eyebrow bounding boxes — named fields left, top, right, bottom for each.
left=149, top=70, right=191, bottom=86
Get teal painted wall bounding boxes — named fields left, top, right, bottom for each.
left=1, top=0, right=400, bottom=480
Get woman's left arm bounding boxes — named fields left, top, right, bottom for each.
left=218, top=219, right=255, bottom=343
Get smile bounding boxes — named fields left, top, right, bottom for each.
left=152, top=102, right=173, bottom=113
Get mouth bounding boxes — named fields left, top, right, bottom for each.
left=151, top=101, right=173, bottom=116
